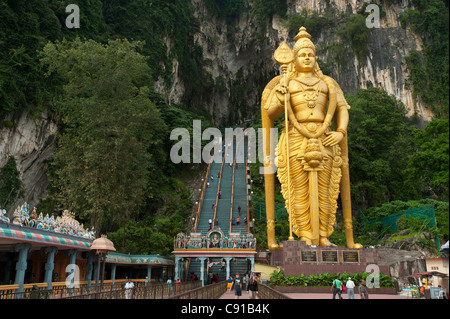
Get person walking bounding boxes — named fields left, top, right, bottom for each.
left=227, top=276, right=233, bottom=292
left=167, top=277, right=173, bottom=295
left=346, top=277, right=355, bottom=299
left=247, top=275, right=259, bottom=299
left=359, top=279, right=369, bottom=299
left=232, top=273, right=242, bottom=299
left=124, top=278, right=135, bottom=299
left=331, top=276, right=343, bottom=299
left=209, top=272, right=214, bottom=285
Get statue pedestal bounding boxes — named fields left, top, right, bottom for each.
left=269, top=240, right=388, bottom=276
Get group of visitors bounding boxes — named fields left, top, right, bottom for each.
left=331, top=276, right=370, bottom=299
left=227, top=273, right=259, bottom=299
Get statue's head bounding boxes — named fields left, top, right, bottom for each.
left=293, top=27, right=317, bottom=73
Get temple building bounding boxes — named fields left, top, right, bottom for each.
left=0, top=204, right=174, bottom=297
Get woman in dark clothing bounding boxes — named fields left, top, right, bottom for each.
left=247, top=275, right=258, bottom=299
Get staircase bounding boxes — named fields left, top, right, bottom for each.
left=187, top=132, right=252, bottom=283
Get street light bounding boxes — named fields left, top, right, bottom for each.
left=90, top=234, right=116, bottom=293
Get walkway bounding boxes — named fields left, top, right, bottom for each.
left=218, top=290, right=408, bottom=299
left=219, top=290, right=259, bottom=299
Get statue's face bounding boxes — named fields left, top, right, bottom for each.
left=295, top=48, right=316, bottom=72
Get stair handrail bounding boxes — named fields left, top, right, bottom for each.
left=229, top=135, right=245, bottom=232
left=194, top=147, right=215, bottom=232
left=245, top=135, right=250, bottom=233
left=212, top=138, right=228, bottom=230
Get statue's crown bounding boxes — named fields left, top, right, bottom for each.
left=294, top=26, right=311, bottom=41
left=293, top=26, right=315, bottom=55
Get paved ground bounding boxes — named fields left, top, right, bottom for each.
left=219, top=290, right=410, bottom=299
left=219, top=290, right=260, bottom=299
left=282, top=292, right=409, bottom=299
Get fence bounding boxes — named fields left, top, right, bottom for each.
left=258, top=284, right=292, bottom=299
left=252, top=197, right=288, bottom=221
left=168, top=281, right=227, bottom=299
left=0, top=280, right=201, bottom=300
left=361, top=205, right=440, bottom=248
left=65, top=281, right=202, bottom=299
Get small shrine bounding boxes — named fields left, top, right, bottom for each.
left=172, top=228, right=257, bottom=286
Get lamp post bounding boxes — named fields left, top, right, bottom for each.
left=90, top=234, right=116, bottom=293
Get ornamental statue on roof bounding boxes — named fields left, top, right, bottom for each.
left=2, top=202, right=95, bottom=239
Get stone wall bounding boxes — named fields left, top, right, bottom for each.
left=270, top=240, right=389, bottom=276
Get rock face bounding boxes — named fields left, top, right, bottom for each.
left=166, top=0, right=432, bottom=125
left=0, top=111, right=58, bottom=213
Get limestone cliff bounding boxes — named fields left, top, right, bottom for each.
left=170, top=0, right=432, bottom=125
left=0, top=112, right=58, bottom=211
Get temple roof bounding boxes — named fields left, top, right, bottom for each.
left=0, top=222, right=92, bottom=251
left=106, top=252, right=174, bottom=265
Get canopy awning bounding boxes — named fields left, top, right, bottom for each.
left=409, top=271, right=449, bottom=278
left=439, top=240, right=449, bottom=253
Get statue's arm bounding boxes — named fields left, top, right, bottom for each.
left=266, top=85, right=284, bottom=120
left=322, top=78, right=350, bottom=146
left=334, top=89, right=350, bottom=133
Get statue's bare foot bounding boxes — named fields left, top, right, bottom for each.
left=300, top=237, right=312, bottom=246
left=347, top=242, right=363, bottom=249
left=319, top=237, right=335, bottom=247
left=269, top=243, right=279, bottom=250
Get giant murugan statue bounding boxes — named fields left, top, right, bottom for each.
left=261, top=27, right=362, bottom=250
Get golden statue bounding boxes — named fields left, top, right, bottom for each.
left=261, top=27, right=362, bottom=249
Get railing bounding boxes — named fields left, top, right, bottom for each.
left=258, top=284, right=292, bottom=299
left=0, top=279, right=160, bottom=299
left=168, top=281, right=227, bottom=299
left=65, top=281, right=202, bottom=299
left=245, top=136, right=250, bottom=233
left=229, top=137, right=237, bottom=231
left=212, top=138, right=228, bottom=229
left=194, top=146, right=214, bottom=232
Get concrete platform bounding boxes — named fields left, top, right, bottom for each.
left=219, top=290, right=409, bottom=299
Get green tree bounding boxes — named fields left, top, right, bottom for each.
left=345, top=87, right=418, bottom=209
left=0, top=156, right=23, bottom=209
left=406, top=119, right=449, bottom=201
left=40, top=38, right=168, bottom=232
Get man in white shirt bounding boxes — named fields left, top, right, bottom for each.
left=125, top=278, right=135, bottom=299
left=346, top=277, right=355, bottom=299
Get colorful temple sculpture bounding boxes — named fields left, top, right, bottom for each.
left=174, top=231, right=256, bottom=249
left=8, top=203, right=95, bottom=239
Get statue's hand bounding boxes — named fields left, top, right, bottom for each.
left=322, top=131, right=344, bottom=147
left=275, top=83, right=289, bottom=103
